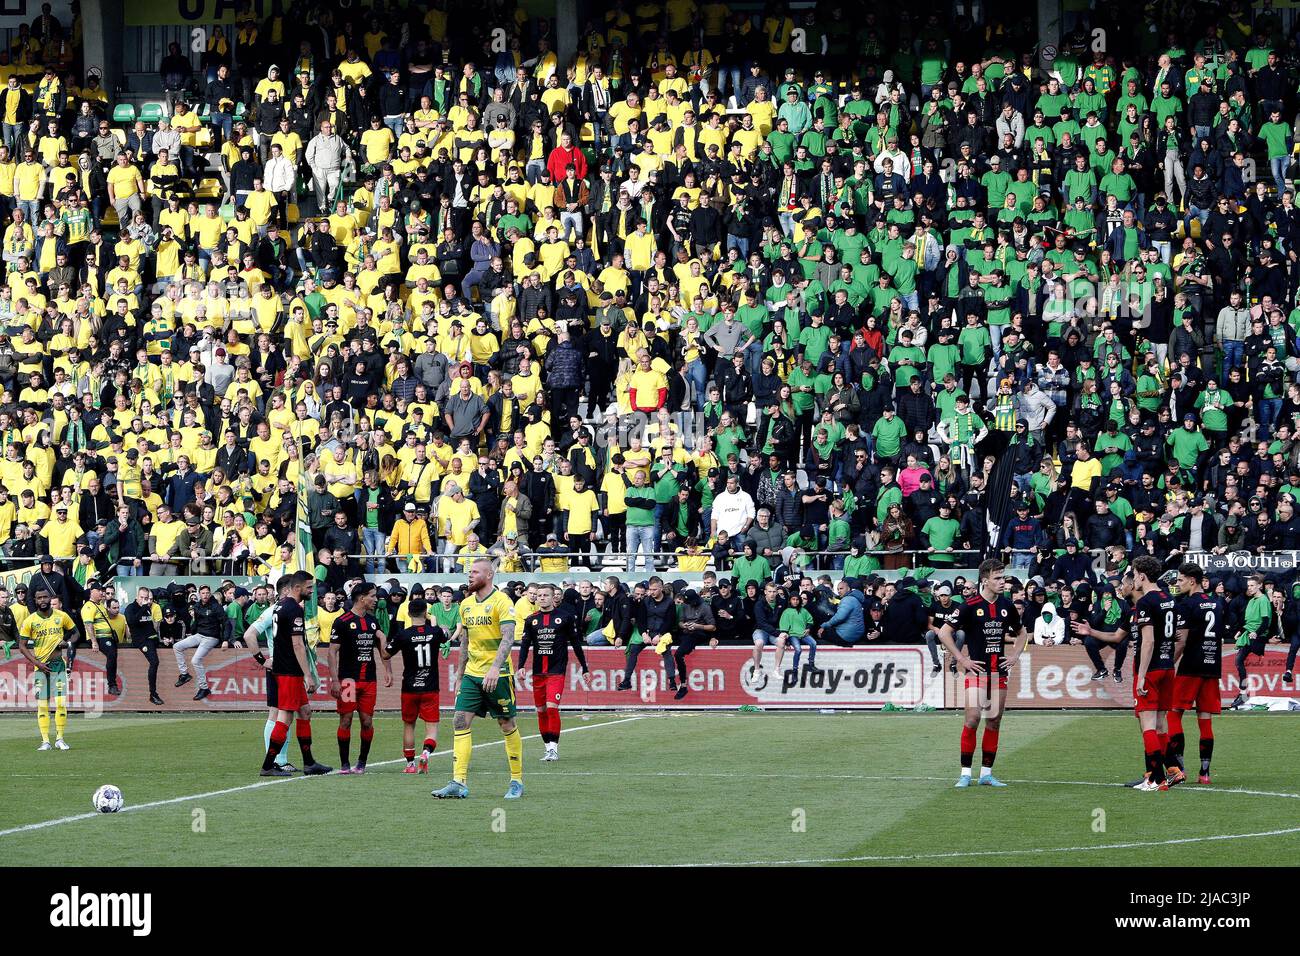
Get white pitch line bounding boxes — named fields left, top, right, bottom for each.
left=669, top=826, right=1300, bottom=867
left=0, top=715, right=647, bottom=839
left=538, top=770, right=1300, bottom=802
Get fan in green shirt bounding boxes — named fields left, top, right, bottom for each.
left=889, top=251, right=918, bottom=298
left=1259, top=116, right=1291, bottom=161
left=985, top=278, right=1013, bottom=327
left=1193, top=385, right=1229, bottom=436
left=1036, top=87, right=1069, bottom=121
left=889, top=339, right=925, bottom=386
left=1093, top=423, right=1132, bottom=476
left=934, top=381, right=967, bottom=420
left=1099, top=168, right=1137, bottom=204
left=875, top=482, right=903, bottom=525
left=732, top=551, right=773, bottom=593
left=787, top=360, right=819, bottom=413
left=981, top=165, right=1012, bottom=210
left=827, top=508, right=852, bottom=553
left=778, top=604, right=815, bottom=641
left=1166, top=419, right=1210, bottom=470
left=1063, top=165, right=1096, bottom=204
left=872, top=410, right=907, bottom=459
left=927, top=340, right=959, bottom=383
left=767, top=125, right=797, bottom=164
left=798, top=317, right=833, bottom=365
left=921, top=508, right=961, bottom=565
left=843, top=547, right=881, bottom=578
left=958, top=321, right=992, bottom=367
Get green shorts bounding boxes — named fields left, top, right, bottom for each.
left=33, top=659, right=68, bottom=701
left=455, top=672, right=517, bottom=720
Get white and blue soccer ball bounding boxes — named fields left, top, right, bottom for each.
left=92, top=784, right=124, bottom=813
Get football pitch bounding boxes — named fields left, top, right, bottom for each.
left=1, top=710, right=1297, bottom=867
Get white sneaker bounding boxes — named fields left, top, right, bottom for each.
left=54, top=738, right=70, bottom=751
left=1134, top=778, right=1158, bottom=792
left=541, top=744, right=558, bottom=762
left=37, top=741, right=51, bottom=751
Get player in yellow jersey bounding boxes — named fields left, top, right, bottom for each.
left=17, top=587, right=77, bottom=751
left=432, top=557, right=524, bottom=800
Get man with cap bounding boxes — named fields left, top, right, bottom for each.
left=925, top=582, right=965, bottom=674
left=26, top=555, right=71, bottom=611
left=998, top=500, right=1042, bottom=570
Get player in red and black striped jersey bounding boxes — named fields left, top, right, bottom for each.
left=517, top=584, right=589, bottom=762
left=1127, top=556, right=1183, bottom=791
left=1172, top=562, right=1225, bottom=785
left=382, top=597, right=447, bottom=774
left=936, top=559, right=1029, bottom=788
left=327, top=582, right=391, bottom=775
left=259, top=572, right=332, bottom=777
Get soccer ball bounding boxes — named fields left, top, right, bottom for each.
left=92, top=785, right=124, bottom=813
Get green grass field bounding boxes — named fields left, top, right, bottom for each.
left=1, top=710, right=1297, bottom=866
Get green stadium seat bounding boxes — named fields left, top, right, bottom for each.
left=112, top=103, right=136, bottom=124
left=138, top=103, right=165, bottom=124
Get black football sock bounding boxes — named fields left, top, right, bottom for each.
left=337, top=727, right=351, bottom=766
left=264, top=720, right=289, bottom=771
left=296, top=719, right=314, bottom=765
left=358, top=727, right=374, bottom=766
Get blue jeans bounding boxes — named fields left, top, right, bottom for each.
left=2, top=122, right=22, bottom=152
left=685, top=358, right=707, bottom=410
left=1010, top=550, right=1033, bottom=569
left=626, top=523, right=657, bottom=571
left=989, top=324, right=1005, bottom=361
left=789, top=634, right=817, bottom=670
left=212, top=111, right=233, bottom=142
left=1259, top=397, right=1282, bottom=438
left=721, top=67, right=741, bottom=99
left=744, top=339, right=764, bottom=381
left=1221, top=339, right=1244, bottom=377
left=1271, top=156, right=1290, bottom=196
left=1185, top=205, right=1210, bottom=236
left=727, top=234, right=749, bottom=260
left=361, top=527, right=387, bottom=574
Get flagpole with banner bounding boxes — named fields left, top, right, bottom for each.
left=296, top=468, right=320, bottom=673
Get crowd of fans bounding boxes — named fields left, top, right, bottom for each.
left=2, top=0, right=1300, bottom=685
